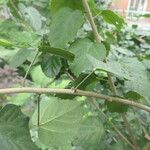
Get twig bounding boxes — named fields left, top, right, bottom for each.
left=82, top=0, right=118, bottom=98
left=82, top=0, right=103, bottom=42
left=22, top=51, right=39, bottom=87
left=122, top=113, right=140, bottom=150
left=132, top=108, right=150, bottom=141
left=65, top=69, right=76, bottom=81
left=90, top=99, right=134, bottom=149
left=74, top=71, right=94, bottom=90
left=107, top=73, right=117, bottom=95
left=0, top=87, right=150, bottom=112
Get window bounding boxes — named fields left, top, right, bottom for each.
left=128, top=0, right=147, bottom=18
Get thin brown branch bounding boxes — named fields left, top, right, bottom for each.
left=107, top=73, right=117, bottom=95
left=82, top=0, right=103, bottom=42
left=65, top=70, right=76, bottom=81
left=82, top=0, right=118, bottom=97
left=22, top=51, right=39, bottom=87
left=122, top=113, right=140, bottom=150
left=132, top=108, right=150, bottom=141
left=0, top=87, right=150, bottom=112
left=74, top=71, right=94, bottom=89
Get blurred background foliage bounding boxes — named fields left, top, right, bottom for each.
left=0, top=0, right=150, bottom=150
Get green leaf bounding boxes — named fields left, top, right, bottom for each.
left=0, top=39, right=13, bottom=47
left=73, top=117, right=104, bottom=150
left=31, top=65, right=50, bottom=86
left=8, top=93, right=31, bottom=105
left=25, top=6, right=42, bottom=31
left=10, top=48, right=32, bottom=68
left=89, top=56, right=150, bottom=100
left=105, top=100, right=128, bottom=113
left=39, top=45, right=75, bottom=61
left=49, top=7, right=84, bottom=48
left=12, top=31, right=38, bottom=47
left=122, top=58, right=150, bottom=100
left=125, top=91, right=142, bottom=101
left=72, top=72, right=97, bottom=90
left=50, top=0, right=83, bottom=14
left=40, top=54, right=61, bottom=78
left=125, top=73, right=150, bottom=100
left=88, top=56, right=135, bottom=80
left=56, top=72, right=97, bottom=99
left=31, top=97, right=83, bottom=147
left=88, top=0, right=99, bottom=16
left=68, top=38, right=106, bottom=76
left=0, top=104, right=38, bottom=150
left=101, top=10, right=125, bottom=30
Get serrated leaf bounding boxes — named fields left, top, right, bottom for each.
left=88, top=56, right=136, bottom=80
left=10, top=48, right=32, bottom=68
left=31, top=98, right=83, bottom=147
left=49, top=7, right=84, bottom=48
left=122, top=58, right=150, bottom=100
left=89, top=56, right=150, bottom=100
left=125, top=73, right=150, bottom=100
left=0, top=104, right=38, bottom=150
left=40, top=54, right=61, bottom=78
left=68, top=38, right=106, bottom=76
left=73, top=117, right=104, bottom=150
left=50, top=0, right=83, bottom=14
left=101, top=10, right=125, bottom=30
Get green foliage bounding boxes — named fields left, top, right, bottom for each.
left=68, top=38, right=106, bottom=76
left=10, top=48, right=32, bottom=68
left=49, top=7, right=84, bottom=48
left=39, top=44, right=75, bottom=61
left=105, top=100, right=128, bottom=113
left=73, top=117, right=104, bottom=150
left=30, top=65, right=50, bottom=86
left=24, top=6, right=42, bottom=31
left=0, top=39, right=13, bottom=47
left=40, top=54, right=61, bottom=78
left=31, top=97, right=83, bottom=148
left=101, top=10, right=125, bottom=30
left=50, top=0, right=83, bottom=14
left=0, top=0, right=150, bottom=149
left=0, top=104, right=38, bottom=150
left=7, top=0, right=21, bottom=19
left=141, top=14, right=150, bottom=18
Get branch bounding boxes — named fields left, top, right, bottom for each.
left=82, top=0, right=118, bottom=97
left=82, top=1, right=140, bottom=149
left=82, top=0, right=103, bottom=42
left=0, top=87, right=150, bottom=112
left=122, top=113, right=140, bottom=150
left=22, top=51, right=39, bottom=86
